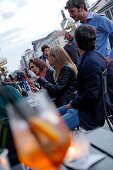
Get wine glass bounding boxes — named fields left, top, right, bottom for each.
left=7, top=90, right=71, bottom=170
left=64, top=131, right=90, bottom=166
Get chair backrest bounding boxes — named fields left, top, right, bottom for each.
left=101, top=69, right=107, bottom=94
left=100, top=69, right=113, bottom=132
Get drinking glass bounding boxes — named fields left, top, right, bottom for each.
left=0, top=149, right=11, bottom=170
left=7, top=90, right=71, bottom=170
left=65, top=131, right=90, bottom=165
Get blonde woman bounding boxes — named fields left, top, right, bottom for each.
left=35, top=46, right=77, bottom=107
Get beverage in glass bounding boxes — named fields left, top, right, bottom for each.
left=8, top=90, right=71, bottom=170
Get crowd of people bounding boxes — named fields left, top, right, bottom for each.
left=0, top=0, right=113, bottom=167
left=4, top=0, right=112, bottom=129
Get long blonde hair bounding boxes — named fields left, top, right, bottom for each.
left=49, top=46, right=77, bottom=81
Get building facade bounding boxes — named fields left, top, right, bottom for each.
left=19, top=49, right=33, bottom=70
left=32, top=30, right=66, bottom=56
left=89, top=0, right=113, bottom=20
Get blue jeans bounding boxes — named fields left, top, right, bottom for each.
left=58, top=105, right=80, bottom=130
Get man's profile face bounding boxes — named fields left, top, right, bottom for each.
left=65, top=32, right=72, bottom=41
left=68, top=7, right=81, bottom=21
left=43, top=48, right=49, bottom=56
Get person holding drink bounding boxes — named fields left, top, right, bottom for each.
left=28, top=58, right=55, bottom=92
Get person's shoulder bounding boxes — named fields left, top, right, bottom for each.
left=84, top=51, right=106, bottom=67
left=93, top=12, right=103, bottom=17
left=0, top=85, right=22, bottom=99
left=1, top=85, right=17, bottom=93
left=62, top=64, right=70, bottom=69
left=91, top=12, right=106, bottom=22
left=39, top=55, right=43, bottom=59
left=47, top=67, right=55, bottom=74
left=6, top=85, right=22, bottom=97
left=94, top=12, right=109, bottom=21
left=62, top=64, right=74, bottom=72
left=85, top=51, right=101, bottom=60
left=0, top=85, right=14, bottom=91
left=64, top=44, right=68, bottom=49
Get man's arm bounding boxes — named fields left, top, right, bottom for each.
left=98, top=15, right=113, bottom=62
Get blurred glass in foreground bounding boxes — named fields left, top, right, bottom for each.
left=0, top=149, right=11, bottom=170
left=7, top=90, right=71, bottom=170
left=65, top=131, right=90, bottom=165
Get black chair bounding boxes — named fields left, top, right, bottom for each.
left=101, top=68, right=113, bottom=132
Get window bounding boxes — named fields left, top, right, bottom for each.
left=105, top=10, right=112, bottom=20
left=53, top=41, right=57, bottom=46
left=57, top=40, right=60, bottom=45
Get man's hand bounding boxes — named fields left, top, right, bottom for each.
left=105, top=56, right=113, bottom=65
left=67, top=104, right=72, bottom=110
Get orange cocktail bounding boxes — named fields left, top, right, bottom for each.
left=12, top=116, right=70, bottom=170
left=9, top=91, right=71, bottom=170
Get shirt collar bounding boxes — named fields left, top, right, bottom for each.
left=87, top=12, right=94, bottom=20
left=80, top=12, right=94, bottom=24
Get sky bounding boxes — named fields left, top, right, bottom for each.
left=0, top=0, right=97, bottom=73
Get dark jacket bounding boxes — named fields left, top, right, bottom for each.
left=39, top=54, right=48, bottom=63
left=35, top=67, right=54, bottom=90
left=70, top=51, right=107, bottom=130
left=64, top=43, right=78, bottom=66
left=45, top=67, right=55, bottom=84
left=37, top=64, right=77, bottom=107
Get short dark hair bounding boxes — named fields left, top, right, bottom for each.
left=29, top=58, right=48, bottom=72
left=65, top=0, right=87, bottom=11
left=41, top=44, right=49, bottom=52
left=75, top=25, right=96, bottom=51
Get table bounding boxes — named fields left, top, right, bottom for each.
left=63, top=128, right=113, bottom=170
left=87, top=128, right=113, bottom=158
left=12, top=128, right=113, bottom=170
